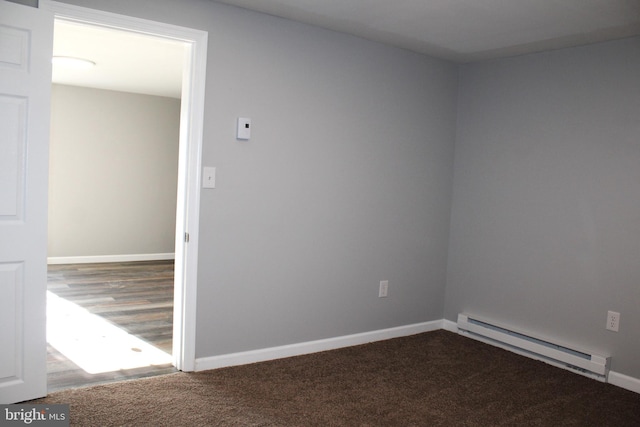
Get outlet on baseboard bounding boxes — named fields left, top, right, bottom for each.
left=379, top=280, right=388, bottom=298
left=606, top=311, right=620, bottom=332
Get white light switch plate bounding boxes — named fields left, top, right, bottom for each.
left=202, top=167, right=216, bottom=188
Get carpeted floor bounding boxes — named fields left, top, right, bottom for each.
left=33, top=330, right=640, bottom=426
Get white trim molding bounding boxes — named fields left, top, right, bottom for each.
left=195, top=321, right=442, bottom=371
left=194, top=318, right=639, bottom=396
left=608, top=371, right=640, bottom=394
left=441, top=319, right=458, bottom=333
left=41, top=0, right=208, bottom=373
left=47, top=253, right=175, bottom=264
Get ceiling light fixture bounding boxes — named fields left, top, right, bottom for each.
left=52, top=56, right=96, bottom=69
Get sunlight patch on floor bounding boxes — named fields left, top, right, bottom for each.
left=47, top=291, right=172, bottom=374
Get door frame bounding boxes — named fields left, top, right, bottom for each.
left=40, top=0, right=207, bottom=372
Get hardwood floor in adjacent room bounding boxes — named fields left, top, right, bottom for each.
left=46, top=260, right=178, bottom=392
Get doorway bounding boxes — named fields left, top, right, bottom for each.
left=41, top=0, right=208, bottom=382
left=47, top=20, right=183, bottom=390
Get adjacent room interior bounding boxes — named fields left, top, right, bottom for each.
left=46, top=20, right=185, bottom=390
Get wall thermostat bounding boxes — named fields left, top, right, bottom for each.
left=237, top=117, right=251, bottom=140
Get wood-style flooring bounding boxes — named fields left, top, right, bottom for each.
left=46, top=260, right=178, bottom=392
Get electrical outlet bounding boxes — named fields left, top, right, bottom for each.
left=606, top=311, right=620, bottom=332
left=379, top=280, right=388, bottom=298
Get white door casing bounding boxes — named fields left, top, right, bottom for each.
left=0, top=1, right=53, bottom=404
left=40, top=0, right=207, bottom=372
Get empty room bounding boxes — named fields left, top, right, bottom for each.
left=1, top=0, right=639, bottom=425
left=45, top=20, right=185, bottom=390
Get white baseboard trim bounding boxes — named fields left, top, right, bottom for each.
left=441, top=319, right=458, bottom=333
left=190, top=318, right=640, bottom=396
left=47, top=253, right=175, bottom=265
left=608, top=371, right=640, bottom=394
left=195, top=320, right=442, bottom=372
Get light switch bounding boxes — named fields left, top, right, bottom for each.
left=202, top=167, right=216, bottom=189
left=237, top=117, right=251, bottom=140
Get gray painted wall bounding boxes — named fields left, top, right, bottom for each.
left=48, top=84, right=180, bottom=257
left=197, top=8, right=457, bottom=356
left=49, top=0, right=639, bottom=381
left=445, top=37, right=640, bottom=378
left=55, top=0, right=458, bottom=356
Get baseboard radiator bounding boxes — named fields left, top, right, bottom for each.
left=457, top=313, right=610, bottom=382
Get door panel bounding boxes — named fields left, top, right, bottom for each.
left=0, top=95, right=27, bottom=218
left=0, top=263, right=23, bottom=380
left=0, top=1, right=53, bottom=404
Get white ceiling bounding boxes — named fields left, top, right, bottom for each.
left=52, top=1, right=640, bottom=97
left=52, top=20, right=185, bottom=99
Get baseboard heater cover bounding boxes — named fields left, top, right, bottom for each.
left=457, top=313, right=610, bottom=382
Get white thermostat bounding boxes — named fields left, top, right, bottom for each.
left=237, top=117, right=251, bottom=140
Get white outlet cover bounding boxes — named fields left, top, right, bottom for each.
left=379, top=280, right=388, bottom=298
left=606, top=311, right=620, bottom=332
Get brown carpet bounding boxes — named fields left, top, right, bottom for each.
left=33, top=330, right=640, bottom=426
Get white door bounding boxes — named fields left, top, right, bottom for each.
left=0, top=1, right=53, bottom=404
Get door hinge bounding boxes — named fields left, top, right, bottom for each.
left=184, top=232, right=190, bottom=243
